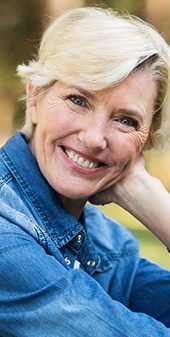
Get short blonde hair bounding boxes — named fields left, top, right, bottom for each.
left=17, top=6, right=170, bottom=150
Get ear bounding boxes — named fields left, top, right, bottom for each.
left=26, top=81, right=39, bottom=124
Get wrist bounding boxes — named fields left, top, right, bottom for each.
left=113, top=168, right=152, bottom=208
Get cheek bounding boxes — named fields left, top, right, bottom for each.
left=127, top=133, right=147, bottom=154
left=37, top=107, right=69, bottom=137
left=110, top=132, right=146, bottom=163
left=125, top=125, right=151, bottom=153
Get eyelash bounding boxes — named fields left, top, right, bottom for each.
left=116, top=117, right=138, bottom=129
left=68, top=95, right=87, bottom=107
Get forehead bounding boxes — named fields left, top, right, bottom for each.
left=49, top=70, right=156, bottom=118
left=78, top=71, right=157, bottom=115
left=108, top=71, right=156, bottom=119
left=97, top=70, right=156, bottom=98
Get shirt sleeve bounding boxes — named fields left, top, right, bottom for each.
left=128, top=256, right=170, bottom=327
left=0, top=221, right=169, bottom=337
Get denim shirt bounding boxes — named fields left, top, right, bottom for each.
left=0, top=132, right=170, bottom=337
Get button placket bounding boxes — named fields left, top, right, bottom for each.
left=75, top=234, right=83, bottom=243
left=64, top=256, right=71, bottom=265
left=87, top=260, right=96, bottom=267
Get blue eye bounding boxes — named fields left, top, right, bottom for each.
left=118, top=117, right=138, bottom=129
left=69, top=95, right=86, bottom=106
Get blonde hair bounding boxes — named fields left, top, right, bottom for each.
left=17, top=6, right=170, bottom=150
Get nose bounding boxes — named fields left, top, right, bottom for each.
left=78, top=118, right=107, bottom=151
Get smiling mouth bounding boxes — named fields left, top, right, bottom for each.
left=63, top=147, right=102, bottom=169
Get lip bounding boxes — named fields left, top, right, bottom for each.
left=61, top=146, right=107, bottom=170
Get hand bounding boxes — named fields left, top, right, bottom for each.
left=89, top=155, right=146, bottom=206
left=90, top=153, right=170, bottom=248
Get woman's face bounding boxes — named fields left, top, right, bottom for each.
left=28, top=71, right=156, bottom=214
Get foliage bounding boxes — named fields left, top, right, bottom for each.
left=85, top=0, right=146, bottom=17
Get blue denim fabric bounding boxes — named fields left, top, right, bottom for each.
left=0, top=132, right=170, bottom=337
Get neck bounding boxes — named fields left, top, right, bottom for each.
left=59, top=195, right=86, bottom=220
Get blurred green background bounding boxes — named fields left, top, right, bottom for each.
left=0, top=0, right=170, bottom=269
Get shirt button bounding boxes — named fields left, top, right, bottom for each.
left=76, top=234, right=83, bottom=243
left=65, top=257, right=71, bottom=265
left=87, top=260, right=96, bottom=267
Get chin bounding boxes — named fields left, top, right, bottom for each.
left=58, top=189, right=91, bottom=202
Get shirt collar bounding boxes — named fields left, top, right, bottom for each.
left=1, top=131, right=83, bottom=248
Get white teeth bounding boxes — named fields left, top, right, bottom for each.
left=69, top=151, right=74, bottom=159
left=65, top=149, right=99, bottom=169
left=72, top=154, right=79, bottom=162
left=77, top=157, right=84, bottom=165
left=82, top=160, right=91, bottom=168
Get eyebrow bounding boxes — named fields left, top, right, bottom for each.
left=68, top=86, right=97, bottom=102
left=112, top=108, right=146, bottom=123
left=67, top=86, right=150, bottom=122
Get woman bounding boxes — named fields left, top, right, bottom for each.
left=0, top=6, right=170, bottom=336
